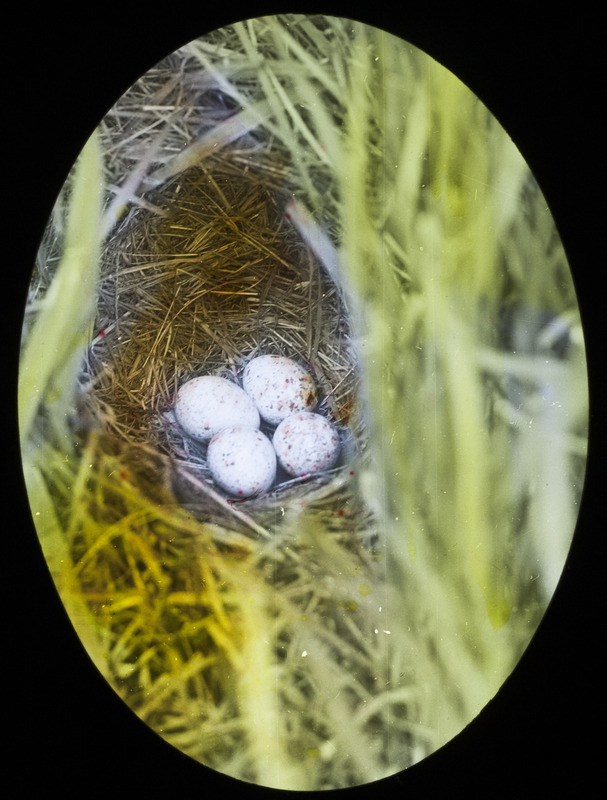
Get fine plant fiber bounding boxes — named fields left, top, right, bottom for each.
left=20, top=14, right=588, bottom=791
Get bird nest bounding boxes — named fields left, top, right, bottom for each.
left=81, top=109, right=368, bottom=541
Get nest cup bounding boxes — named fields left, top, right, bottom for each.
left=85, top=142, right=364, bottom=528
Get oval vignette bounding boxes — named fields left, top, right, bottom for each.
left=13, top=9, right=592, bottom=796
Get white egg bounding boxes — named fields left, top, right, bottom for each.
left=272, top=411, right=340, bottom=477
left=174, top=375, right=260, bottom=442
left=242, top=355, right=318, bottom=426
left=207, top=425, right=276, bottom=497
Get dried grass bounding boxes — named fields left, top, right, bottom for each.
left=19, top=13, right=588, bottom=792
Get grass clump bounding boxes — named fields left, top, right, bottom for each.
left=19, top=14, right=588, bottom=791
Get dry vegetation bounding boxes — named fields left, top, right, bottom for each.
left=19, top=14, right=588, bottom=791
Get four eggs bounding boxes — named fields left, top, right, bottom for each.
left=173, top=355, right=341, bottom=497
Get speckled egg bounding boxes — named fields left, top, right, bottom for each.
left=207, top=425, right=277, bottom=497
left=174, top=375, right=260, bottom=442
left=242, top=355, right=318, bottom=426
left=272, top=411, right=340, bottom=477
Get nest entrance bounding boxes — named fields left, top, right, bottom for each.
left=85, top=151, right=363, bottom=523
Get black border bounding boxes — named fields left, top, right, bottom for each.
left=6, top=5, right=603, bottom=797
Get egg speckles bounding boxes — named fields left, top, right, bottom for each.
left=174, top=375, right=260, bottom=442
left=242, top=355, right=317, bottom=425
left=172, top=358, right=341, bottom=496
left=207, top=425, right=276, bottom=497
left=273, top=411, right=340, bottom=477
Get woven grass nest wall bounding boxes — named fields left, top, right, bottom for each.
left=88, top=153, right=364, bottom=531
left=19, top=15, right=588, bottom=792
